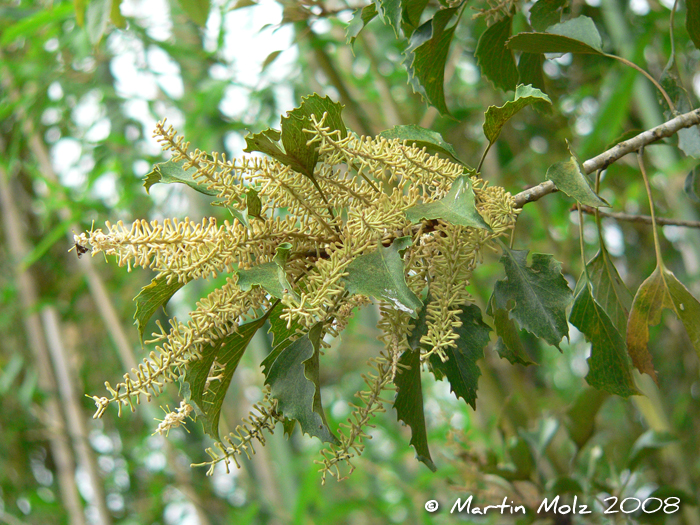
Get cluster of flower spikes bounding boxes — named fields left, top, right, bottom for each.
left=77, top=113, right=519, bottom=476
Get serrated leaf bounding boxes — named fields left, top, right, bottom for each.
left=133, top=276, right=185, bottom=344
left=687, top=0, right=700, bottom=49
left=394, top=348, right=436, bottom=471
left=266, top=323, right=339, bottom=444
left=483, top=84, right=552, bottom=145
left=585, top=247, right=633, bottom=335
left=569, top=282, right=639, bottom=397
left=187, top=317, right=266, bottom=440
left=236, top=243, right=296, bottom=300
left=85, top=0, right=111, bottom=45
left=546, top=153, right=609, bottom=208
left=475, top=16, right=519, bottom=92
left=404, top=8, right=459, bottom=115
left=379, top=124, right=467, bottom=165
left=375, top=0, right=402, bottom=37
left=261, top=302, right=304, bottom=378
left=493, top=249, right=572, bottom=348
left=402, top=0, right=429, bottom=33
left=508, top=16, right=603, bottom=55
left=428, top=304, right=491, bottom=409
left=627, top=430, right=677, bottom=471
left=343, top=237, right=422, bottom=317
left=530, top=0, right=566, bottom=31
left=176, top=0, right=210, bottom=26
left=346, top=4, right=378, bottom=46
left=144, top=158, right=218, bottom=196
left=244, top=94, right=346, bottom=178
left=405, top=175, right=492, bottom=230
left=627, top=265, right=700, bottom=384
left=491, top=304, right=537, bottom=366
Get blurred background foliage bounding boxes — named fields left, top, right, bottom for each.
left=1, top=0, right=700, bottom=524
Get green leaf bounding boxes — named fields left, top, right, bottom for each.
left=110, top=0, right=126, bottom=28
left=584, top=247, right=633, bottom=335
left=428, top=304, right=492, bottom=409
left=685, top=167, right=700, bottom=203
left=627, top=265, right=700, bottom=384
left=545, top=151, right=609, bottom=208
left=85, top=0, right=111, bottom=45
left=176, top=0, right=210, bottom=26
left=404, top=8, right=459, bottom=115
left=75, top=0, right=87, bottom=26
left=343, top=237, right=423, bottom=317
left=244, top=94, right=346, bottom=178
left=517, top=53, right=547, bottom=96
left=261, top=302, right=304, bottom=378
left=0, top=4, right=73, bottom=46
left=261, top=50, right=282, bottom=72
left=627, top=430, right=677, bottom=471
left=144, top=158, right=218, bottom=196
left=266, top=323, right=339, bottom=444
left=346, top=4, right=378, bottom=46
left=565, top=387, right=609, bottom=448
left=405, top=175, right=491, bottom=230
left=394, top=348, right=437, bottom=471
left=187, top=317, right=267, bottom=440
left=475, top=16, right=519, bottom=92
left=508, top=16, right=604, bottom=55
left=493, top=248, right=572, bottom=348
left=687, top=0, right=700, bottom=49
left=402, top=0, right=429, bottom=34
left=133, top=276, right=185, bottom=344
left=530, top=0, right=566, bottom=31
left=569, top=282, right=639, bottom=397
left=236, top=243, right=296, bottom=300
left=490, top=303, right=537, bottom=366
left=379, top=124, right=466, bottom=165
left=375, top=0, right=402, bottom=37
left=246, top=188, right=262, bottom=219
left=483, top=84, right=552, bottom=145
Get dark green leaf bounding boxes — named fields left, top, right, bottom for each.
left=483, top=84, right=552, bottom=145
left=517, top=53, right=547, bottom=96
left=394, top=348, right=436, bottom=471
left=685, top=167, right=700, bottom=203
left=428, top=304, right=492, bottom=409
left=346, top=4, right=378, bottom=46
left=375, top=0, right=402, bottom=37
left=144, top=158, right=218, bottom=196
left=236, top=242, right=296, bottom=300
left=569, top=283, right=639, bottom=397
left=565, top=387, right=609, bottom=448
left=261, top=302, right=304, bottom=377
left=475, top=16, right=519, bottom=92
left=405, top=175, right=492, bottom=230
left=343, top=237, right=423, bottom=317
left=266, top=323, right=339, bottom=444
left=507, top=436, right=535, bottom=478
left=627, top=430, right=677, bottom=471
left=490, top=304, right=537, bottom=366
left=176, top=0, right=210, bottom=26
left=379, top=124, right=466, bottom=165
left=546, top=152, right=609, bottom=207
left=493, top=248, right=572, bottom=348
left=530, top=0, right=566, bottom=31
left=584, top=247, right=633, bottom=335
left=187, top=318, right=267, bottom=440
left=245, top=94, right=346, bottom=178
left=402, top=0, right=429, bottom=33
left=404, top=8, right=459, bottom=115
left=687, top=0, right=700, bottom=49
left=133, top=276, right=185, bottom=344
left=508, top=16, right=604, bottom=55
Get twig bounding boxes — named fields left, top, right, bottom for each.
left=577, top=204, right=700, bottom=228
left=513, top=107, right=700, bottom=207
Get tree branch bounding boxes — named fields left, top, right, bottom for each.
left=577, top=204, right=700, bottom=228
left=513, top=107, right=700, bottom=208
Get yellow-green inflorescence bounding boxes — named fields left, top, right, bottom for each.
left=77, top=112, right=519, bottom=479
